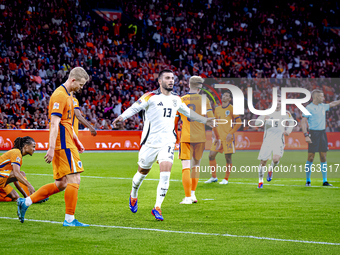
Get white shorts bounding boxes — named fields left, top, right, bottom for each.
left=138, top=144, right=175, bottom=169
left=258, top=139, right=284, bottom=161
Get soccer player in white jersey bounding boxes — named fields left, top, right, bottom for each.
left=112, top=69, right=215, bottom=221
left=255, top=96, right=295, bottom=188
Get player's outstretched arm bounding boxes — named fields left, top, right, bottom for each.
left=12, top=164, right=35, bottom=195
left=114, top=94, right=150, bottom=126
left=329, top=100, right=340, bottom=108
left=75, top=109, right=97, bottom=136
left=45, top=115, right=60, bottom=164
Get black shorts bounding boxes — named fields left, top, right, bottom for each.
left=308, top=130, right=328, bottom=153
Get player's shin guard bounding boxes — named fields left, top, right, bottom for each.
left=258, top=164, right=264, bottom=183
left=182, top=168, right=191, bottom=197
left=321, top=162, right=327, bottom=182
left=305, top=161, right=312, bottom=183
left=131, top=172, right=147, bottom=198
left=30, top=183, right=60, bottom=203
left=155, top=172, right=170, bottom=208
left=209, top=160, right=217, bottom=178
left=65, top=183, right=79, bottom=216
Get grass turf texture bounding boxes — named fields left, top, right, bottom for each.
left=0, top=151, right=339, bottom=254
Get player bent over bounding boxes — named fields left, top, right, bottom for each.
left=17, top=67, right=89, bottom=226
left=255, top=96, right=294, bottom=188
left=113, top=70, right=214, bottom=221
left=0, top=137, right=48, bottom=203
left=205, top=91, right=241, bottom=184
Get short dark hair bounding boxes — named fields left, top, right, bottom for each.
left=224, top=90, right=232, bottom=98
left=158, top=69, right=174, bottom=80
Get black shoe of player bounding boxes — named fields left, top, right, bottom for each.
left=323, top=182, right=333, bottom=186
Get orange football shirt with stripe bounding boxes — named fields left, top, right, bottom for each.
left=211, top=104, right=240, bottom=154
left=0, top=149, right=22, bottom=188
left=178, top=93, right=214, bottom=160
left=49, top=85, right=83, bottom=179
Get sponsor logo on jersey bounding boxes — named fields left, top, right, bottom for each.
left=53, top=102, right=59, bottom=109
left=157, top=102, right=163, bottom=106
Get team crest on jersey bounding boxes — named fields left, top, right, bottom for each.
left=53, top=102, right=59, bottom=109
left=173, top=99, right=177, bottom=107
left=78, top=161, right=82, bottom=168
left=225, top=110, right=230, bottom=116
left=16, top=156, right=21, bottom=163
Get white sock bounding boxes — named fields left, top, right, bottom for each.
left=155, top=172, right=171, bottom=208
left=270, top=160, right=279, bottom=169
left=131, top=171, right=147, bottom=198
left=258, top=164, right=264, bottom=183
left=65, top=214, right=75, bottom=223
left=191, top=190, right=195, bottom=197
left=25, top=197, right=32, bottom=207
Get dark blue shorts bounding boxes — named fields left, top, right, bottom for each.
left=308, top=130, right=328, bottom=153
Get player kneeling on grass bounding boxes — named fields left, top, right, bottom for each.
left=0, top=137, right=48, bottom=203
left=254, top=96, right=294, bottom=188
left=113, top=69, right=215, bottom=221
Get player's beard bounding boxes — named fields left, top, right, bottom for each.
left=162, top=82, right=173, bottom=92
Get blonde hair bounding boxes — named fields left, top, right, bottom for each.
left=189, top=76, right=204, bottom=89
left=69, top=67, right=89, bottom=82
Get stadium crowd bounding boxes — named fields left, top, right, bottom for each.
left=0, top=0, right=339, bottom=131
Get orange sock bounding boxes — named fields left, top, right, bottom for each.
left=19, top=177, right=30, bottom=197
left=191, top=166, right=199, bottom=191
left=182, top=168, right=191, bottom=197
left=0, top=196, right=12, bottom=202
left=65, top=183, right=79, bottom=215
left=224, top=164, right=232, bottom=180
left=209, top=160, right=217, bottom=178
left=30, top=183, right=60, bottom=203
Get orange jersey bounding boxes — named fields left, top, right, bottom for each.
left=214, top=104, right=240, bottom=140
left=72, top=97, right=80, bottom=137
left=0, top=149, right=22, bottom=175
left=49, top=85, right=76, bottom=150
left=179, top=93, right=214, bottom=143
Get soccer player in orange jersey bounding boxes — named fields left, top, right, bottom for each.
left=0, top=137, right=37, bottom=202
left=205, top=91, right=242, bottom=184
left=176, top=76, right=219, bottom=204
left=17, top=67, right=90, bottom=227
left=72, top=92, right=97, bottom=137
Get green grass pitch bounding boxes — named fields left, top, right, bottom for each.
left=0, top=150, right=339, bottom=254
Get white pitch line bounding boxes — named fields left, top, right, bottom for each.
left=27, top=173, right=339, bottom=188
left=0, top=216, right=339, bottom=246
